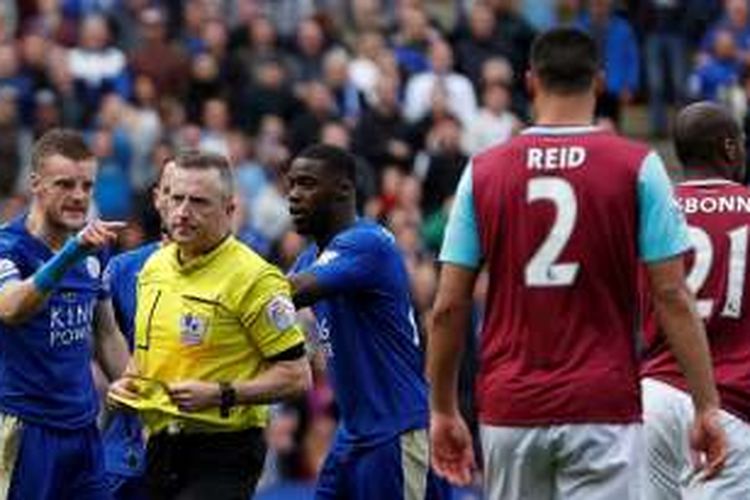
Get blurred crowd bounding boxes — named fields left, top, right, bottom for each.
left=0, top=0, right=745, bottom=494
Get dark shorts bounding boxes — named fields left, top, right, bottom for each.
left=146, top=427, right=267, bottom=500
left=0, top=414, right=110, bottom=500
left=315, top=428, right=450, bottom=500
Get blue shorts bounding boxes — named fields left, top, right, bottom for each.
left=315, top=428, right=451, bottom=500
left=0, top=414, right=110, bottom=500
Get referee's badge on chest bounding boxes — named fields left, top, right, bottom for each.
left=179, top=313, right=209, bottom=345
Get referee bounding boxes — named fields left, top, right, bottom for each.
left=109, top=151, right=311, bottom=499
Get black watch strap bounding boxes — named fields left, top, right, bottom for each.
left=219, top=382, right=236, bottom=418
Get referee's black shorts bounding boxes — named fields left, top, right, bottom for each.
left=146, top=427, right=266, bottom=500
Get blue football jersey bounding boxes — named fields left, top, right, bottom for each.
left=101, top=243, right=159, bottom=478
left=0, top=216, right=106, bottom=429
left=291, top=219, right=428, bottom=447
left=103, top=242, right=159, bottom=349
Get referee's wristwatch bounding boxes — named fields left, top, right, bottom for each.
left=219, top=382, right=237, bottom=418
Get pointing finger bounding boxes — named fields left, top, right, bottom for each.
left=99, top=221, right=127, bottom=232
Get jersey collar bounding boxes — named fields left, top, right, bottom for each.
left=521, top=125, right=603, bottom=136
left=170, top=234, right=234, bottom=274
left=679, top=178, right=740, bottom=187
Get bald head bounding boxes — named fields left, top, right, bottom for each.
left=674, top=101, right=745, bottom=182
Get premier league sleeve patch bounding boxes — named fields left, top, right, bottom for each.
left=266, top=295, right=296, bottom=332
left=179, top=313, right=210, bottom=345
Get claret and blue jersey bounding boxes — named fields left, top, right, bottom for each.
left=291, top=219, right=428, bottom=447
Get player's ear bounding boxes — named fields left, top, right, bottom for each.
left=723, top=136, right=739, bottom=165
left=525, top=69, right=536, bottom=98
left=29, top=171, right=42, bottom=194
left=224, top=193, right=237, bottom=218
left=336, top=177, right=354, bottom=202
left=594, top=71, right=605, bottom=97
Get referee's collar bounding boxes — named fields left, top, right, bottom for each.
left=171, top=234, right=234, bottom=273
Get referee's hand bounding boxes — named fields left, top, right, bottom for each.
left=107, top=377, right=140, bottom=408
left=430, top=411, right=475, bottom=486
left=167, top=381, right=220, bottom=413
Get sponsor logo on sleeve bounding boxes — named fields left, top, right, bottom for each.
left=266, top=295, right=296, bottom=332
left=315, top=250, right=339, bottom=266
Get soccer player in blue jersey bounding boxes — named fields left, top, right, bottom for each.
left=98, top=159, right=175, bottom=499
left=287, top=144, right=448, bottom=499
left=0, top=129, right=131, bottom=499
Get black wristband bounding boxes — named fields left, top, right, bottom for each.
left=219, top=382, right=236, bottom=418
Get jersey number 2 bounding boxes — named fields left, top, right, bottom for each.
left=686, top=225, right=748, bottom=319
left=525, top=178, right=580, bottom=287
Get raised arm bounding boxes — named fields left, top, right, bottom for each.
left=0, top=220, right=125, bottom=325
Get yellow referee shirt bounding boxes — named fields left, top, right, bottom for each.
left=119, top=235, right=305, bottom=434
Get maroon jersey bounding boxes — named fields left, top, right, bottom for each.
left=461, top=127, right=688, bottom=426
left=642, top=180, right=750, bottom=423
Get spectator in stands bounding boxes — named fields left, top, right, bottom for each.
left=289, top=17, right=329, bottom=85
left=17, top=30, right=51, bottom=124
left=462, top=81, right=520, bottom=154
left=689, top=28, right=742, bottom=102
left=416, top=114, right=468, bottom=217
left=179, top=0, right=208, bottom=56
left=700, top=0, right=750, bottom=65
left=185, top=52, right=224, bottom=123
left=348, top=30, right=386, bottom=104
left=128, top=7, right=189, bottom=99
left=0, top=44, right=32, bottom=124
left=0, top=87, right=26, bottom=198
left=577, top=0, right=640, bottom=126
left=259, top=0, right=317, bottom=39
left=127, top=74, right=163, bottom=193
left=30, top=89, right=62, bottom=140
left=241, top=57, right=300, bottom=134
left=490, top=0, right=537, bottom=93
left=229, top=15, right=290, bottom=95
left=392, top=5, right=434, bottom=76
left=69, top=14, right=130, bottom=126
left=199, top=97, right=231, bottom=156
left=404, top=38, right=477, bottom=128
left=322, top=48, right=365, bottom=124
left=353, top=75, right=413, bottom=172
left=230, top=130, right=269, bottom=214
left=290, top=82, right=337, bottom=154
left=639, top=0, right=689, bottom=137
left=454, top=1, right=509, bottom=88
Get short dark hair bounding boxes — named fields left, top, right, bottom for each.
left=31, top=129, right=93, bottom=172
left=530, top=28, right=599, bottom=95
left=297, top=144, right=356, bottom=183
left=674, top=102, right=742, bottom=167
left=174, top=150, right=234, bottom=196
